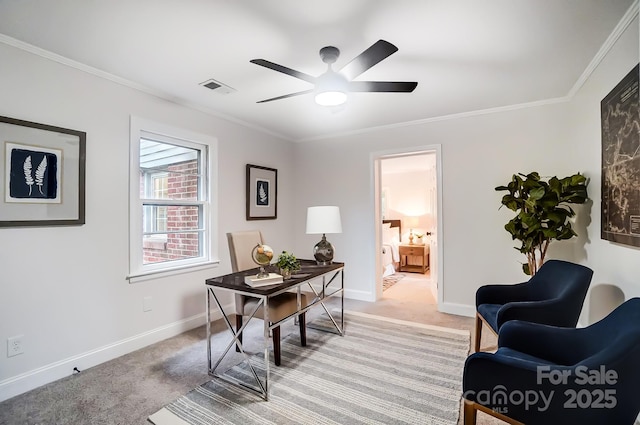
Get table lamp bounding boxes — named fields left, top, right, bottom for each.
left=405, top=216, right=420, bottom=244
left=306, top=206, right=342, bottom=265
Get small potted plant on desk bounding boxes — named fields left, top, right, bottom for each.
left=276, top=251, right=301, bottom=280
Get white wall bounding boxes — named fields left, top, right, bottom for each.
left=293, top=15, right=639, bottom=316
left=0, top=42, right=296, bottom=401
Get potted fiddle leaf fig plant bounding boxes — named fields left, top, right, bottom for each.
left=495, top=172, right=589, bottom=275
left=276, top=251, right=300, bottom=280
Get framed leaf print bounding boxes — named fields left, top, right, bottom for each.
left=246, top=164, right=277, bottom=220
left=0, top=115, right=86, bottom=227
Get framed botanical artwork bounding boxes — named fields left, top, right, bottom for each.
left=246, top=164, right=277, bottom=220
left=0, top=115, right=86, bottom=227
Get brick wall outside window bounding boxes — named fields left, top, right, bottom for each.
left=143, top=160, right=201, bottom=263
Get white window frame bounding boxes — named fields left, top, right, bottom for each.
left=146, top=172, right=168, bottom=235
left=128, top=116, right=219, bottom=282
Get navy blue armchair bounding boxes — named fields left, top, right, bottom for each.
left=463, top=297, right=640, bottom=425
left=475, top=260, right=593, bottom=352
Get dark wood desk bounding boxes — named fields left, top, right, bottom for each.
left=205, top=259, right=344, bottom=400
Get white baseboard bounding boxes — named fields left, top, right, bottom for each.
left=344, top=288, right=375, bottom=302
left=0, top=304, right=229, bottom=403
left=439, top=301, right=476, bottom=318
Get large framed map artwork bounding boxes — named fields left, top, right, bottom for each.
left=601, top=63, right=640, bottom=247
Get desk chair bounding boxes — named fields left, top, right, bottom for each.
left=227, top=230, right=307, bottom=366
left=475, top=259, right=592, bottom=352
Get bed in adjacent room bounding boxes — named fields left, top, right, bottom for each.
left=382, top=219, right=401, bottom=277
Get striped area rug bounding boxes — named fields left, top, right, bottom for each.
left=148, top=311, right=470, bottom=425
left=383, top=273, right=405, bottom=291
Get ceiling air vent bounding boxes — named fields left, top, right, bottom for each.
left=199, top=78, right=236, bottom=95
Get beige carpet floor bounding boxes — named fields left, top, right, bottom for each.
left=0, top=274, right=500, bottom=425
left=370, top=271, right=500, bottom=424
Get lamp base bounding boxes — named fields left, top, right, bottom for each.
left=313, top=234, right=334, bottom=265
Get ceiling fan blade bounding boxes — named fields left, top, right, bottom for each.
left=256, top=89, right=315, bottom=103
left=348, top=81, right=418, bottom=92
left=250, top=59, right=316, bottom=84
left=339, top=40, right=399, bottom=80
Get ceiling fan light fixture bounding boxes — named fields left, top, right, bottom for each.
left=251, top=40, right=417, bottom=104
left=314, top=71, right=348, bottom=106
left=315, top=90, right=347, bottom=106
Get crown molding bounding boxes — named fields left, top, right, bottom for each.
left=567, top=0, right=639, bottom=98
left=0, top=34, right=292, bottom=142
left=297, top=96, right=570, bottom=143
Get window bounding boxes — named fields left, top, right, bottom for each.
left=148, top=173, right=168, bottom=233
left=129, top=117, right=218, bottom=281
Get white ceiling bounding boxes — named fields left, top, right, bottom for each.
left=0, top=0, right=636, bottom=142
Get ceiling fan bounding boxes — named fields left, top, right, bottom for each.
left=250, top=39, right=418, bottom=106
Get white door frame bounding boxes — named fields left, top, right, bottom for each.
left=370, top=144, right=443, bottom=307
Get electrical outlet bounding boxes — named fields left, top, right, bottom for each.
left=143, top=296, right=152, bottom=312
left=7, top=335, right=24, bottom=357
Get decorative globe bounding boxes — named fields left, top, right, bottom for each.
left=251, top=244, right=274, bottom=278
left=252, top=244, right=274, bottom=266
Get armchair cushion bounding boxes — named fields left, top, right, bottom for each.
left=477, top=303, right=501, bottom=331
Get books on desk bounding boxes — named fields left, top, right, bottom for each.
left=244, top=273, right=283, bottom=287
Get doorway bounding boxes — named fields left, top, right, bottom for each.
left=372, top=146, right=442, bottom=307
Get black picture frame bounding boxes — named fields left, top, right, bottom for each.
left=600, top=64, right=640, bottom=247
left=0, top=115, right=86, bottom=227
left=246, top=164, right=277, bottom=220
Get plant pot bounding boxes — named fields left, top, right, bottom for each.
left=280, top=268, right=292, bottom=280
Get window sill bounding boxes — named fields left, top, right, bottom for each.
left=127, top=260, right=220, bottom=284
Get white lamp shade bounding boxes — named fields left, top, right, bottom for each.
left=306, top=206, right=342, bottom=234
left=405, top=216, right=420, bottom=228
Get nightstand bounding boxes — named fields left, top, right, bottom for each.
left=399, top=244, right=429, bottom=273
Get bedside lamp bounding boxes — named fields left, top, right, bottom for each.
left=306, top=206, right=342, bottom=265
left=405, top=216, right=420, bottom=244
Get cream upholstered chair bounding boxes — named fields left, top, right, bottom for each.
left=227, top=230, right=307, bottom=366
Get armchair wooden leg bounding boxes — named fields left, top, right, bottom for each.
left=465, top=400, right=525, bottom=425
left=235, top=314, right=243, bottom=353
left=299, top=312, right=307, bottom=346
left=464, top=400, right=477, bottom=425
left=273, top=326, right=281, bottom=366
left=474, top=313, right=483, bottom=352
